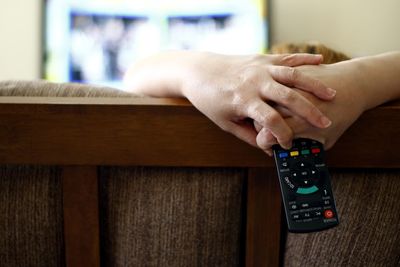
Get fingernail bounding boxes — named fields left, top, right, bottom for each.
left=320, top=116, right=332, bottom=128
left=327, top=88, right=336, bottom=97
left=282, top=142, right=292, bottom=150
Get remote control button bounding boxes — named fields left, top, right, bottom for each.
left=279, top=152, right=288, bottom=158
left=292, top=214, right=300, bottom=220
left=322, top=189, right=329, bottom=196
left=296, top=161, right=312, bottom=170
left=296, top=185, right=319, bottom=194
left=301, top=149, right=310, bottom=155
left=311, top=148, right=321, bottom=154
left=324, top=209, right=334, bottom=219
left=290, top=151, right=299, bottom=157
left=281, top=161, right=288, bottom=168
left=301, top=179, right=312, bottom=186
left=323, top=199, right=331, bottom=205
left=300, top=203, right=310, bottom=209
left=300, top=170, right=309, bottom=177
left=290, top=204, right=298, bottom=210
left=313, top=211, right=322, bottom=217
left=303, top=212, right=311, bottom=218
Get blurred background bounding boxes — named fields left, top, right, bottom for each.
left=0, top=0, right=399, bottom=87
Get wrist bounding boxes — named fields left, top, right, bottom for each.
left=329, top=59, right=375, bottom=113
left=337, top=52, right=400, bottom=111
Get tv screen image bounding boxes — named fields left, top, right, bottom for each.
left=44, top=0, right=268, bottom=88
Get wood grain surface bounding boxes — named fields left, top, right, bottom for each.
left=0, top=97, right=399, bottom=167
left=246, top=168, right=282, bottom=267
left=62, top=166, right=100, bottom=267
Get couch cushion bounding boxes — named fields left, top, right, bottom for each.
left=284, top=169, right=400, bottom=266
left=99, top=167, right=246, bottom=267
left=0, top=80, right=136, bottom=97
left=0, top=165, right=64, bottom=267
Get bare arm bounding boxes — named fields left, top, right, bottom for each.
left=255, top=51, right=400, bottom=154
left=124, top=50, right=336, bottom=149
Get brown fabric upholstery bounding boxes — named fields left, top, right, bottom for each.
left=0, top=80, right=245, bottom=266
left=2, top=80, right=400, bottom=266
left=99, top=167, right=245, bottom=267
left=284, top=169, right=400, bottom=267
left=0, top=80, right=135, bottom=97
left=0, top=165, right=64, bottom=267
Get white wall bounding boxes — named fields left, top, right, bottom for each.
left=270, top=0, right=400, bottom=57
left=0, top=0, right=399, bottom=79
left=0, top=0, right=41, bottom=80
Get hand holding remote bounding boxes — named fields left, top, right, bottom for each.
left=273, top=138, right=339, bottom=233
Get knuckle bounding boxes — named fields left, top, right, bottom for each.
left=231, top=92, right=249, bottom=111
left=287, top=67, right=299, bottom=81
left=312, top=79, right=325, bottom=91
left=279, top=88, right=296, bottom=105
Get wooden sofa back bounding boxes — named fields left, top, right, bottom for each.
left=0, top=81, right=399, bottom=267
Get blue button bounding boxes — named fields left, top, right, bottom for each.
left=279, top=152, right=288, bottom=158
left=296, top=185, right=319, bottom=194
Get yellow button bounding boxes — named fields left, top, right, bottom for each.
left=290, top=151, right=299, bottom=156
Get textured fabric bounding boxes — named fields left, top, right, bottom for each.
left=0, top=80, right=136, bottom=97
left=0, top=165, right=64, bottom=267
left=99, top=167, right=245, bottom=267
left=284, top=169, right=400, bottom=267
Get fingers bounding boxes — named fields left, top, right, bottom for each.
left=270, top=65, right=336, bottom=100
left=260, top=81, right=332, bottom=129
left=256, top=127, right=277, bottom=150
left=273, top=53, right=323, bottom=67
left=253, top=120, right=263, bottom=132
left=246, top=100, right=293, bottom=149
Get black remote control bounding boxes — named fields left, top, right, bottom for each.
left=272, top=138, right=339, bottom=233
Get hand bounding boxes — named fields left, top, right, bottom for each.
left=255, top=63, right=367, bottom=154
left=181, top=52, right=336, bottom=150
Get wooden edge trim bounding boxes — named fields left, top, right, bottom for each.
left=246, top=168, right=282, bottom=267
left=62, top=166, right=100, bottom=267
left=0, top=98, right=399, bottom=167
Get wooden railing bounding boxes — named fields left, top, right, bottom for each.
left=0, top=97, right=399, bottom=267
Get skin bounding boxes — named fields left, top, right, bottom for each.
left=124, top=51, right=336, bottom=150
left=256, top=51, right=400, bottom=155
left=124, top=50, right=400, bottom=155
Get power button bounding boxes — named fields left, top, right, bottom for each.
left=324, top=209, right=334, bottom=219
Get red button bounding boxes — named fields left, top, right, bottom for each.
left=312, top=148, right=321, bottom=154
left=324, top=209, right=334, bottom=219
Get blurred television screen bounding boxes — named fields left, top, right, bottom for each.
left=44, top=0, right=268, bottom=88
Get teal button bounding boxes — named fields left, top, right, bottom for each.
left=301, top=149, right=310, bottom=155
left=296, top=185, right=319, bottom=194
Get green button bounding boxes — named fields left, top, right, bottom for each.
left=297, top=185, right=319, bottom=194
left=301, top=149, right=310, bottom=155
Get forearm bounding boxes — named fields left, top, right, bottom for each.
left=123, top=51, right=212, bottom=97
left=333, top=51, right=400, bottom=111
